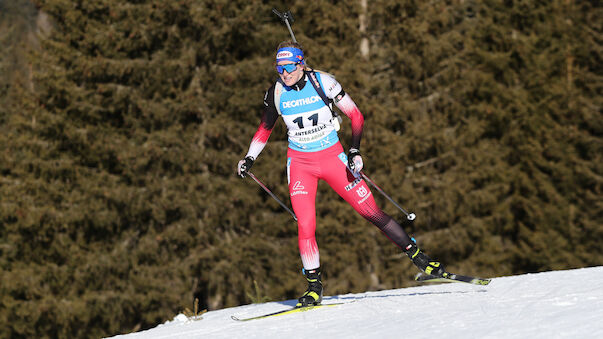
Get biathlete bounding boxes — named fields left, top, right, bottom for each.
left=237, top=41, right=445, bottom=307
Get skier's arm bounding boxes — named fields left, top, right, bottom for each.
left=335, top=93, right=364, bottom=173
left=320, top=73, right=365, bottom=172
left=245, top=86, right=279, bottom=160
left=320, top=73, right=364, bottom=151
left=334, top=93, right=364, bottom=151
left=238, top=86, right=279, bottom=177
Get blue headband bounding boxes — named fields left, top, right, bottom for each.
left=276, top=47, right=305, bottom=64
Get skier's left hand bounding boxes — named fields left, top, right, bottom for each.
left=347, top=148, right=363, bottom=174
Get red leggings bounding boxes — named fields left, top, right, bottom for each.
left=287, top=142, right=412, bottom=269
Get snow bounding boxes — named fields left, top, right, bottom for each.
left=108, top=266, right=603, bottom=339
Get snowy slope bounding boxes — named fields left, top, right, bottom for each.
left=108, top=266, right=603, bottom=339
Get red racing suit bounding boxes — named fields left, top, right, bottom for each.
left=244, top=70, right=412, bottom=269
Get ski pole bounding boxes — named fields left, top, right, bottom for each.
left=272, top=8, right=297, bottom=43
left=247, top=171, right=298, bottom=221
left=360, top=171, right=416, bottom=221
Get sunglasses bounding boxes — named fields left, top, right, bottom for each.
left=276, top=62, right=300, bottom=74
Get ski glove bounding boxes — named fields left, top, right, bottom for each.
left=347, top=148, right=363, bottom=174
left=237, top=156, right=254, bottom=178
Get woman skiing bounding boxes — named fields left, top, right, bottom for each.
left=237, top=41, right=445, bottom=307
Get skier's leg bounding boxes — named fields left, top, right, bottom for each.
left=321, top=149, right=446, bottom=276
left=287, top=155, right=323, bottom=306
left=287, top=156, right=320, bottom=271
left=321, top=152, right=413, bottom=249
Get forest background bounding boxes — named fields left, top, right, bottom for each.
left=0, top=0, right=600, bottom=337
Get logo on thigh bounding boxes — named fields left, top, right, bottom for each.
left=291, top=181, right=308, bottom=196
left=355, top=185, right=372, bottom=203
left=345, top=177, right=362, bottom=191
left=356, top=186, right=368, bottom=198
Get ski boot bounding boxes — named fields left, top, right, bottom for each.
left=296, top=268, right=323, bottom=307
left=404, top=243, right=446, bottom=278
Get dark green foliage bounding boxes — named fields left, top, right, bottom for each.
left=0, top=0, right=601, bottom=337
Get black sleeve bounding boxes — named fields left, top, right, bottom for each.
left=261, top=84, right=279, bottom=130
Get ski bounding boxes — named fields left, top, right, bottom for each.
left=415, top=272, right=491, bottom=286
left=231, top=302, right=346, bottom=321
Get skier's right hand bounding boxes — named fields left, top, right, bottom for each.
left=237, top=156, right=254, bottom=178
